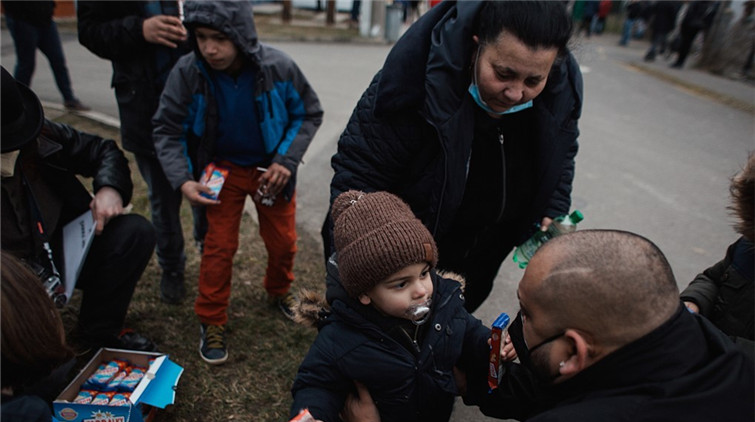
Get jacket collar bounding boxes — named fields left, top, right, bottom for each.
left=545, top=305, right=747, bottom=404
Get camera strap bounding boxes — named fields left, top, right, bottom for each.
left=20, top=169, right=62, bottom=278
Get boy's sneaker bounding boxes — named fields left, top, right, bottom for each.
left=199, top=323, right=228, bottom=365
left=268, top=292, right=297, bottom=320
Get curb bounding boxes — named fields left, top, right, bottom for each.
left=42, top=100, right=121, bottom=130
left=626, top=63, right=755, bottom=115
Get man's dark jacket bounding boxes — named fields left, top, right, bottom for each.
left=77, top=1, right=188, bottom=156
left=1, top=120, right=133, bottom=265
left=467, top=306, right=755, bottom=422
left=324, top=0, right=582, bottom=257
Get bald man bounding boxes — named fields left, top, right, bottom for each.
left=472, top=229, right=754, bottom=421
left=340, top=230, right=755, bottom=422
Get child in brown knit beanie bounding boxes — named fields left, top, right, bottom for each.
left=290, top=190, right=493, bottom=422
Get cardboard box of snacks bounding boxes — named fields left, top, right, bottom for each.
left=53, top=348, right=183, bottom=422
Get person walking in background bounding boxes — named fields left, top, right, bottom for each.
left=349, top=0, right=361, bottom=29
left=2, top=0, right=89, bottom=111
left=575, top=0, right=600, bottom=38
left=153, top=0, right=322, bottom=365
left=618, top=0, right=645, bottom=46
left=681, top=154, right=754, bottom=359
left=593, top=0, right=613, bottom=35
left=401, top=0, right=421, bottom=25
left=1, top=67, right=157, bottom=353
left=77, top=1, right=207, bottom=305
left=322, top=1, right=581, bottom=313
left=670, top=0, right=720, bottom=69
left=644, top=1, right=681, bottom=62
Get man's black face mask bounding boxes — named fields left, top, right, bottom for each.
left=509, top=311, right=564, bottom=383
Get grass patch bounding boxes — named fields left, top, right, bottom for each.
left=56, top=116, right=326, bottom=421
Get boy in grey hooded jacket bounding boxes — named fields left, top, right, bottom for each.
left=153, top=0, right=323, bottom=365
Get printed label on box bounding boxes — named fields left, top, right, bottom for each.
left=199, top=163, right=230, bottom=200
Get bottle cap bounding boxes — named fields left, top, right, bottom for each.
left=569, top=210, right=584, bottom=224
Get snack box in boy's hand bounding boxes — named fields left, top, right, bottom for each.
left=53, top=348, right=183, bottom=422
left=199, top=162, right=230, bottom=200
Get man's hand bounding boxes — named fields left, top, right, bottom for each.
left=90, top=186, right=123, bottom=235
left=340, top=381, right=380, bottom=422
left=258, top=163, right=291, bottom=197
left=143, top=15, right=187, bottom=48
left=502, top=332, right=517, bottom=361
left=181, top=180, right=220, bottom=207
left=540, top=216, right=554, bottom=232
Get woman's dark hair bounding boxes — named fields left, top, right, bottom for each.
left=477, top=1, right=573, bottom=58
left=1, top=251, right=73, bottom=391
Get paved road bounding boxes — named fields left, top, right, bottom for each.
left=3, top=26, right=753, bottom=422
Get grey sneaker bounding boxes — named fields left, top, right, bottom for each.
left=199, top=324, right=228, bottom=365
left=268, top=292, right=297, bottom=320
left=160, top=271, right=186, bottom=304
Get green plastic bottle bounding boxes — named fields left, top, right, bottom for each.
left=513, top=210, right=584, bottom=269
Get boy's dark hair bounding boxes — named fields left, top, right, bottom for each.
left=730, top=154, right=754, bottom=241
left=1, top=251, right=73, bottom=391
left=477, top=0, right=573, bottom=58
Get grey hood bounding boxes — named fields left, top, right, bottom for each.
left=183, top=0, right=260, bottom=60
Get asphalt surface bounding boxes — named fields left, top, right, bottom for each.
left=2, top=14, right=754, bottom=422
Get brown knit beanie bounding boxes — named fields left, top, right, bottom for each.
left=332, top=190, right=438, bottom=298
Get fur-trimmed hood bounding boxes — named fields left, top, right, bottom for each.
left=294, top=259, right=466, bottom=329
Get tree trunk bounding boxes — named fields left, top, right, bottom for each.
left=282, top=0, right=292, bottom=24
left=326, top=0, right=336, bottom=26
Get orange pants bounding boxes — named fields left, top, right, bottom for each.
left=195, top=161, right=297, bottom=325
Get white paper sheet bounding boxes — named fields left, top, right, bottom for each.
left=62, top=211, right=95, bottom=303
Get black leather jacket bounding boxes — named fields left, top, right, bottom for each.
left=1, top=120, right=132, bottom=264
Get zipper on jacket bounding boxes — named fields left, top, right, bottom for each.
left=266, top=91, right=274, bottom=118
left=424, top=114, right=446, bottom=237
left=255, top=99, right=264, bottom=122
left=495, top=126, right=507, bottom=223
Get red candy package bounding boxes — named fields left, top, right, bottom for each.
left=488, top=312, right=510, bottom=391
left=91, top=391, right=116, bottom=406
left=108, top=392, right=131, bottom=407
left=118, top=366, right=146, bottom=392
left=84, top=359, right=128, bottom=390
left=199, top=162, right=230, bottom=200
left=290, top=408, right=316, bottom=422
left=73, top=390, right=98, bottom=405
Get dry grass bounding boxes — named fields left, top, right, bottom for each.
left=54, top=115, right=326, bottom=422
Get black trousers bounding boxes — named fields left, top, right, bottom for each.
left=74, top=213, right=155, bottom=345
left=674, top=25, right=702, bottom=67
left=436, top=223, right=517, bottom=313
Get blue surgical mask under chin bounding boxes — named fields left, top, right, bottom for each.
left=468, top=83, right=533, bottom=115
left=468, top=46, right=533, bottom=115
